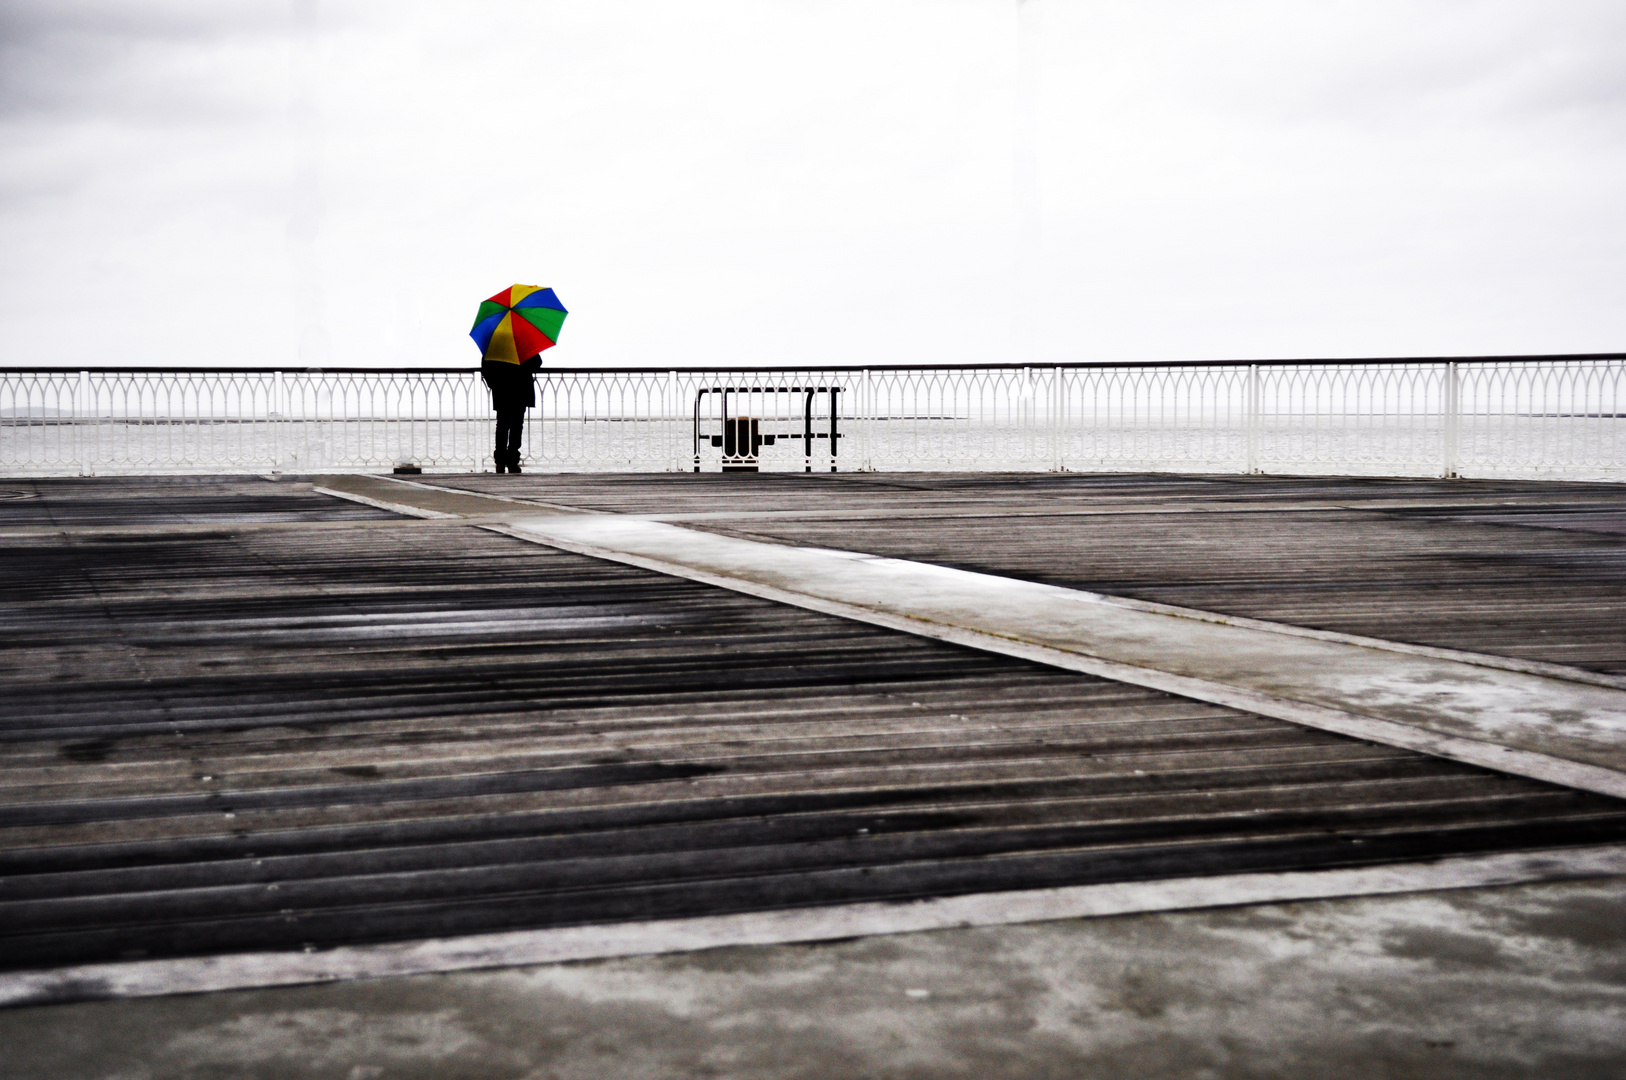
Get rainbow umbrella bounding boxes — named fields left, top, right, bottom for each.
left=469, top=285, right=568, bottom=364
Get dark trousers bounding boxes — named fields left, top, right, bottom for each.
left=495, top=407, right=526, bottom=464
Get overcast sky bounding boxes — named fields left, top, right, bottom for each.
left=1, top=0, right=1622, bottom=369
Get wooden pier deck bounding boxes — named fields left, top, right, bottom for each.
left=2, top=473, right=1624, bottom=999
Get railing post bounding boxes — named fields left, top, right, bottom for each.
left=1023, top=365, right=1034, bottom=467
left=1246, top=363, right=1260, bottom=474
left=862, top=368, right=874, bottom=472
left=273, top=369, right=284, bottom=472
left=1052, top=365, right=1065, bottom=471
left=666, top=369, right=678, bottom=472
left=76, top=370, right=90, bottom=476
left=828, top=386, right=839, bottom=472
left=1443, top=360, right=1460, bottom=478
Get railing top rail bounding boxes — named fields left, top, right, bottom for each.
left=0, top=352, right=1621, bottom=376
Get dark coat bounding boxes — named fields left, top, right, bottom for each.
left=482, top=356, right=541, bottom=411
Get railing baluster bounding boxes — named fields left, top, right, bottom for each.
left=1246, top=363, right=1260, bottom=474
left=1443, top=360, right=1460, bottom=479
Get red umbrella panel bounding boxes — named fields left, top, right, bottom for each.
left=469, top=285, right=568, bottom=364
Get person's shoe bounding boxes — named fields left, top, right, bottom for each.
left=509, top=461, right=523, bottom=474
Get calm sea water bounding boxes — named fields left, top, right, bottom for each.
left=3, top=416, right=1622, bottom=481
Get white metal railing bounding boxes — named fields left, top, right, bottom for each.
left=1, top=357, right=1622, bottom=480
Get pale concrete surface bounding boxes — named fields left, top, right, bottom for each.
left=5, top=876, right=1625, bottom=1080
left=14, top=847, right=1626, bottom=1008
left=502, top=514, right=1626, bottom=788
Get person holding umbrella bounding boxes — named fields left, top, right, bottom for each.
left=469, top=285, right=568, bottom=474
left=482, top=351, right=542, bottom=474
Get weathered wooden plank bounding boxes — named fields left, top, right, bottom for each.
left=0, top=748, right=1438, bottom=855
left=9, top=816, right=1626, bottom=971
left=1, top=782, right=1593, bottom=904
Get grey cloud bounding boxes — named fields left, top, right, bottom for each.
left=0, top=0, right=290, bottom=42
left=0, top=1, right=304, bottom=215
left=0, top=0, right=293, bottom=124
left=1195, top=1, right=1626, bottom=136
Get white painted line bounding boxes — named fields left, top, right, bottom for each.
left=382, top=478, right=1626, bottom=692
left=6, top=844, right=1624, bottom=1009
left=312, top=482, right=1626, bottom=793
left=376, top=474, right=605, bottom=514
left=312, top=485, right=457, bottom=520
left=485, top=522, right=1626, bottom=800
left=984, top=583, right=1626, bottom=692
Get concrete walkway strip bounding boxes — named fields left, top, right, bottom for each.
left=317, top=476, right=1626, bottom=799
left=5, top=844, right=1625, bottom=1009
left=314, top=476, right=476, bottom=519
left=501, top=514, right=1626, bottom=798
left=333, top=476, right=1626, bottom=691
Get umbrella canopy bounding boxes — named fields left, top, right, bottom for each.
left=469, top=285, right=568, bottom=365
